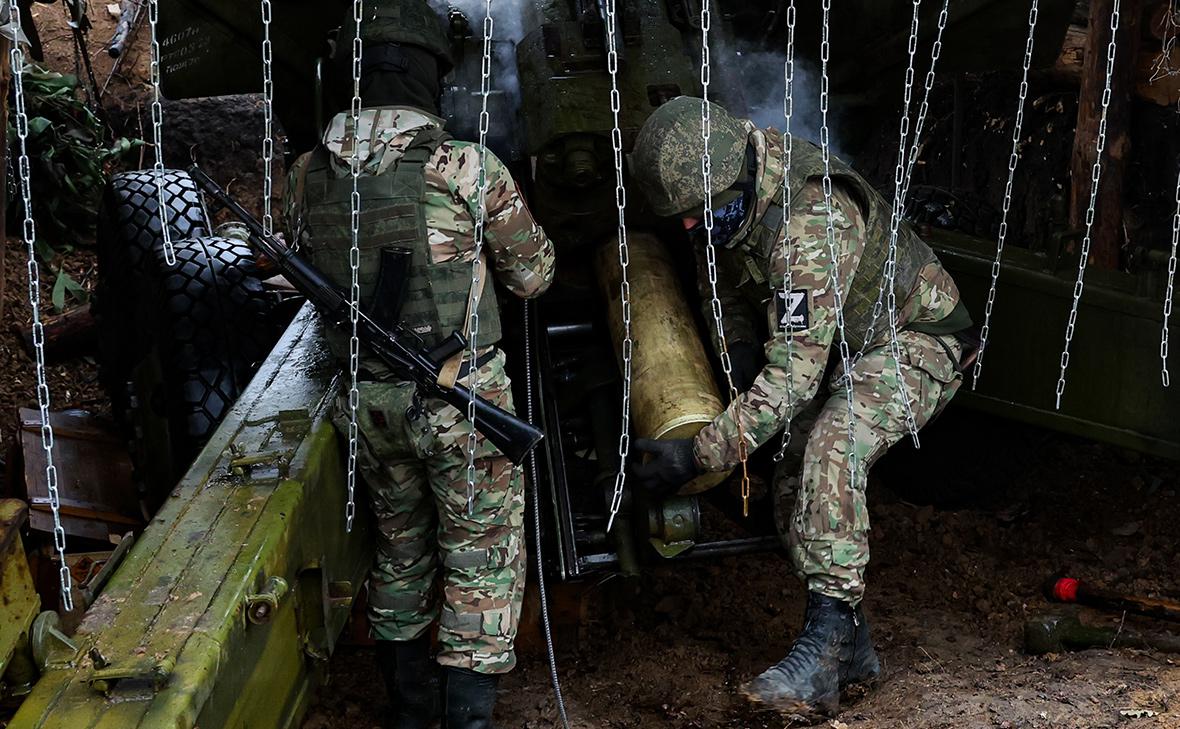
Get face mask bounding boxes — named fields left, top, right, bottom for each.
left=686, top=192, right=753, bottom=249
left=685, top=144, right=758, bottom=249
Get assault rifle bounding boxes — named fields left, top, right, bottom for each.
left=187, top=164, right=544, bottom=464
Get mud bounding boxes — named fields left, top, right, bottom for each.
left=302, top=410, right=1180, bottom=729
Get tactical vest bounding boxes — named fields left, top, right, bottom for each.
left=742, top=138, right=940, bottom=353
left=302, top=125, right=502, bottom=375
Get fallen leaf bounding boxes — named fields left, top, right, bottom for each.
left=1111, top=521, right=1141, bottom=537
left=1119, top=709, right=1157, bottom=719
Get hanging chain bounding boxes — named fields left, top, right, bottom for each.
left=9, top=0, right=73, bottom=611
left=974, top=0, right=1039, bottom=387
left=344, top=0, right=364, bottom=531
left=1163, top=149, right=1179, bottom=386
left=900, top=0, right=950, bottom=203
left=1056, top=0, right=1120, bottom=409
left=699, top=0, right=753, bottom=515
left=773, top=0, right=797, bottom=464
left=260, top=0, right=275, bottom=236
left=465, top=0, right=495, bottom=516
left=859, top=0, right=921, bottom=357
left=888, top=0, right=948, bottom=446
left=147, top=0, right=175, bottom=266
left=819, top=0, right=860, bottom=487
left=604, top=0, right=633, bottom=533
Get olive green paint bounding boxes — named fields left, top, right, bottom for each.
left=11, top=305, right=373, bottom=729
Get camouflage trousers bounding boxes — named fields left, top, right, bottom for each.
left=332, top=349, right=526, bottom=674
left=774, top=331, right=963, bottom=605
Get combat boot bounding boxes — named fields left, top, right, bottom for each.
left=741, top=592, right=875, bottom=717
left=844, top=602, right=881, bottom=687
left=375, top=635, right=439, bottom=729
left=441, top=667, right=499, bottom=729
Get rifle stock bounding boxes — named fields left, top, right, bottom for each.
left=186, top=164, right=544, bottom=465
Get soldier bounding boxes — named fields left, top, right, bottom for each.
left=283, top=2, right=555, bottom=727
left=628, top=97, right=975, bottom=717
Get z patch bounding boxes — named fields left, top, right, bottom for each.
left=776, top=289, right=811, bottom=332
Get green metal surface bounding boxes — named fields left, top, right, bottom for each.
left=929, top=231, right=1180, bottom=458
left=0, top=501, right=41, bottom=681
left=11, top=305, right=373, bottom=729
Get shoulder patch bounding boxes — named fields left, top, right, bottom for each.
left=775, top=288, right=810, bottom=332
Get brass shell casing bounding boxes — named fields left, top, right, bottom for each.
left=596, top=232, right=731, bottom=495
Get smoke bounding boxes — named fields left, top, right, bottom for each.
left=428, top=1, right=529, bottom=156
left=712, top=42, right=840, bottom=156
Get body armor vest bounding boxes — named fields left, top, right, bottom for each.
left=742, top=139, right=938, bottom=353
left=302, top=125, right=502, bottom=375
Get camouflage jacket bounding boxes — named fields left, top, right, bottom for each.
left=283, top=106, right=555, bottom=302
left=693, top=124, right=963, bottom=471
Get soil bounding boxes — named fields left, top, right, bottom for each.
left=303, top=410, right=1180, bottom=729
left=5, top=5, right=1180, bottom=729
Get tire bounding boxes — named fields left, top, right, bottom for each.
left=94, top=170, right=286, bottom=500
left=95, top=169, right=212, bottom=421
left=146, top=236, right=280, bottom=460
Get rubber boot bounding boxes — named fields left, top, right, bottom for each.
left=442, top=666, right=499, bottom=729
left=741, top=592, right=874, bottom=717
left=375, top=635, right=438, bottom=729
left=844, top=602, right=881, bottom=687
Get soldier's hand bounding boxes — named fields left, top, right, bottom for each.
left=728, top=340, right=764, bottom=393
left=630, top=438, right=703, bottom=495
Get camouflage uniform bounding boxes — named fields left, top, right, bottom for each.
left=284, top=106, right=555, bottom=673
left=687, top=122, right=968, bottom=606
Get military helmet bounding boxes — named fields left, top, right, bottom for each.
left=630, top=96, right=749, bottom=217
left=341, top=0, right=454, bottom=75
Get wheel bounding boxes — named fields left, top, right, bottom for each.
left=95, top=169, right=212, bottom=423
left=95, top=170, right=287, bottom=501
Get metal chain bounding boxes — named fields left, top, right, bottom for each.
left=260, top=0, right=275, bottom=236
left=900, top=0, right=950, bottom=203
left=773, top=0, right=797, bottom=464
left=858, top=0, right=921, bottom=357
left=147, top=0, right=175, bottom=266
left=345, top=0, right=364, bottom=531
left=523, top=301, right=571, bottom=729
left=699, top=0, right=753, bottom=515
left=604, top=0, right=633, bottom=533
left=974, top=0, right=1039, bottom=387
left=820, top=0, right=860, bottom=487
left=1162, top=151, right=1179, bottom=386
left=1056, top=0, right=1120, bottom=409
left=887, top=0, right=949, bottom=446
left=465, top=0, right=495, bottom=516
left=9, top=0, right=73, bottom=611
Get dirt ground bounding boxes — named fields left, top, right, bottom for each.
left=302, top=409, right=1180, bottom=729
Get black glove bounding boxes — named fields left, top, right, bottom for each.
left=630, top=438, right=703, bottom=495
left=727, top=341, right=764, bottom=393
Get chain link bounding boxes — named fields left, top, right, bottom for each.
left=604, top=0, right=633, bottom=533
left=819, top=0, right=860, bottom=487
left=465, top=0, right=495, bottom=516
left=1056, top=0, right=1120, bottom=409
left=260, top=0, right=275, bottom=236
left=699, top=0, right=753, bottom=515
left=900, top=0, right=949, bottom=203
left=9, top=0, right=73, bottom=611
left=773, top=0, right=797, bottom=464
left=345, top=0, right=364, bottom=531
left=974, top=0, right=1039, bottom=387
left=858, top=0, right=921, bottom=356
left=148, top=0, right=175, bottom=266
left=1162, top=144, right=1179, bottom=386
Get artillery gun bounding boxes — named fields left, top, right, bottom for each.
left=4, top=0, right=1178, bottom=727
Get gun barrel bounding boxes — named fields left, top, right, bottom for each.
left=185, top=164, right=544, bottom=465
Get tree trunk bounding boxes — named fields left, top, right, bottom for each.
left=1069, top=0, right=1144, bottom=271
